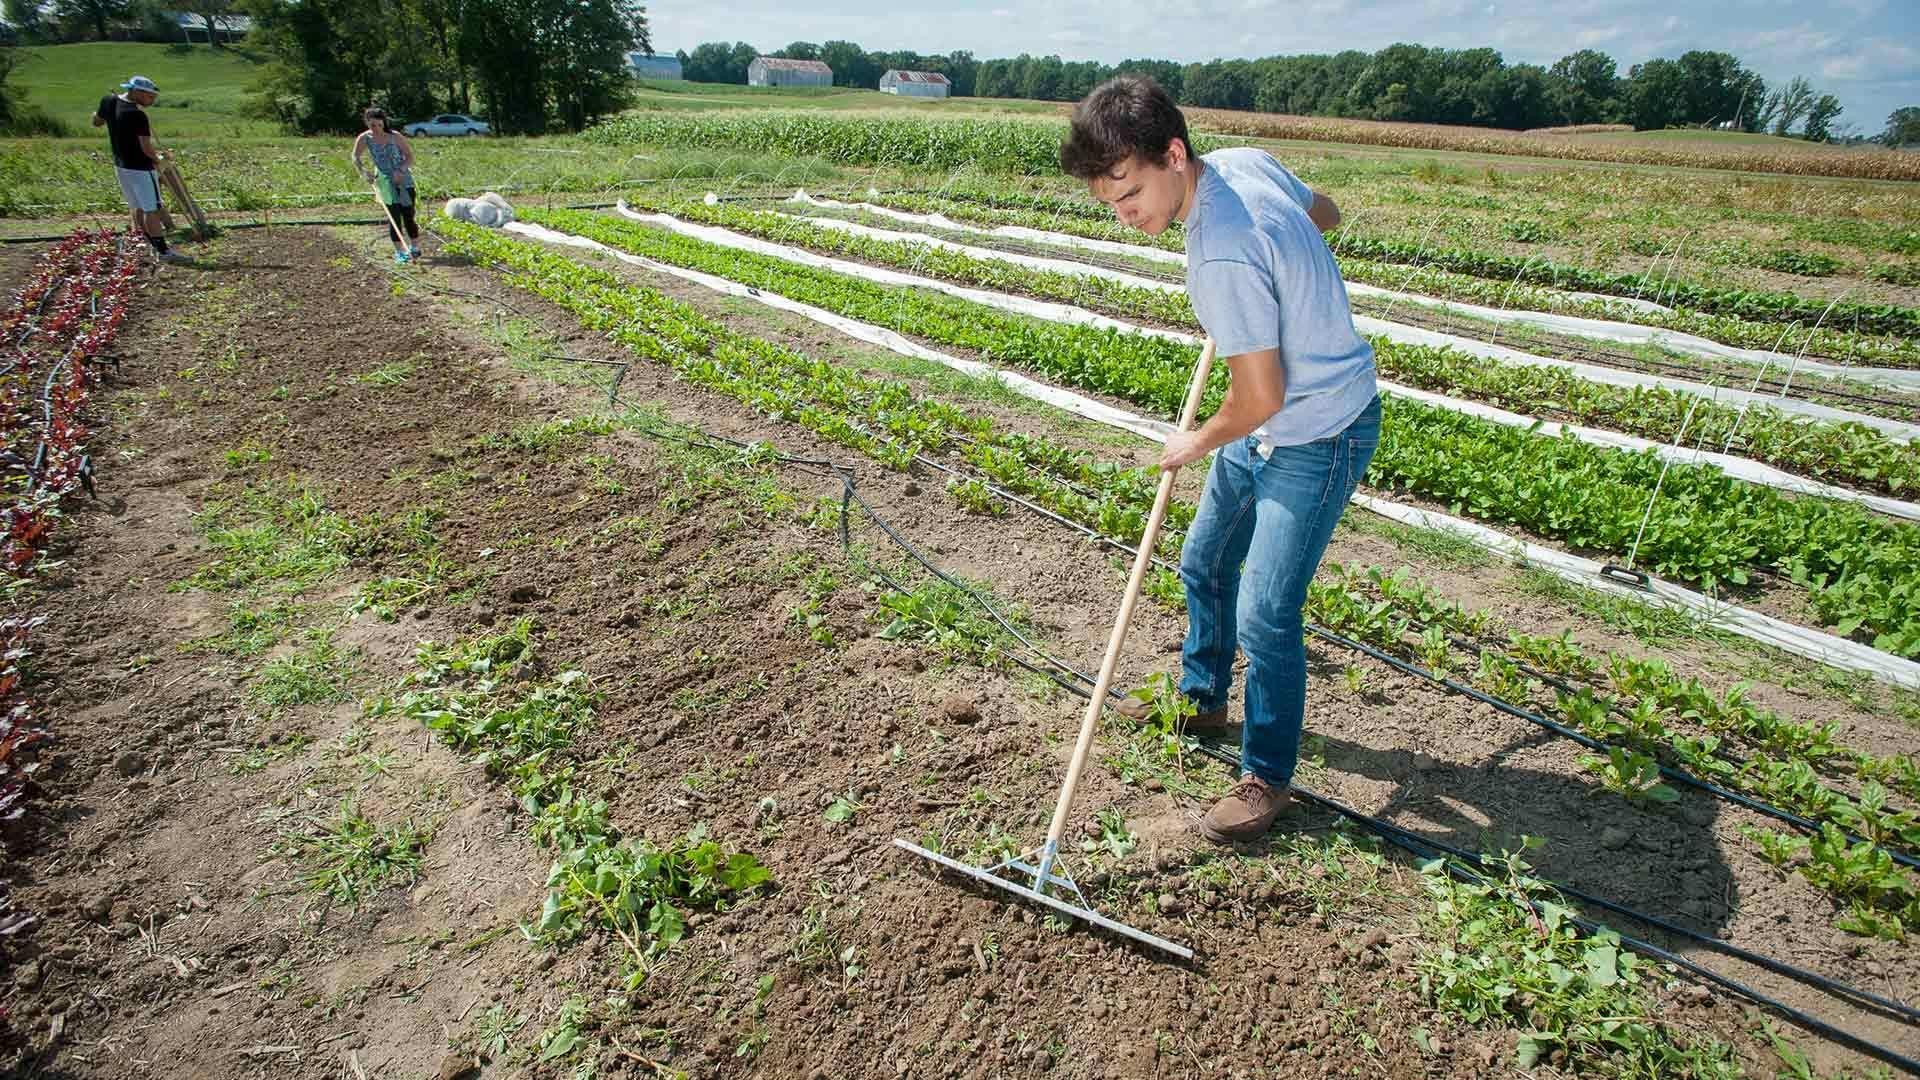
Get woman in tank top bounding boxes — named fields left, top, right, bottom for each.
left=352, top=107, right=421, bottom=264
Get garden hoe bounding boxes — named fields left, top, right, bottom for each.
left=155, top=156, right=209, bottom=241
left=893, top=338, right=1219, bottom=961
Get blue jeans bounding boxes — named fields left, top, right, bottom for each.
left=1178, top=396, right=1381, bottom=787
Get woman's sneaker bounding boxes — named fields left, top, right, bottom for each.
left=394, top=250, right=411, bottom=265
left=408, top=246, right=422, bottom=258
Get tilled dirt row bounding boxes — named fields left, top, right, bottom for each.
left=0, top=226, right=1905, bottom=1079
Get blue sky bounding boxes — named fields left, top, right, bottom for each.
left=649, top=0, right=1918, bottom=138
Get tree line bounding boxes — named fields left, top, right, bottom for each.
left=6, top=6, right=1917, bottom=145
left=1, top=0, right=651, bottom=134
left=683, top=38, right=1887, bottom=142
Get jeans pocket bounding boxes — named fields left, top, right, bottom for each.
left=1345, top=436, right=1379, bottom=493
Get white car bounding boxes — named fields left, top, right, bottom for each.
left=404, top=114, right=491, bottom=137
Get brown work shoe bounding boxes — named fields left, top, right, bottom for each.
left=1113, top=687, right=1237, bottom=737
left=1198, top=776, right=1293, bottom=843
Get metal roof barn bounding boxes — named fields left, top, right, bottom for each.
left=880, top=70, right=951, bottom=98
left=748, top=57, right=834, bottom=87
left=628, top=53, right=684, bottom=80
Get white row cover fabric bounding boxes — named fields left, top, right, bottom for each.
left=505, top=220, right=1173, bottom=444
left=1352, top=495, right=1920, bottom=690
left=551, top=212, right=1920, bottom=689
left=763, top=201, right=1919, bottom=440
left=788, top=190, right=1920, bottom=394
left=1381, top=382, right=1920, bottom=522
left=627, top=203, right=1920, bottom=519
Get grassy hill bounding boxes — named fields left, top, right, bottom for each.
left=9, top=41, right=276, bottom=138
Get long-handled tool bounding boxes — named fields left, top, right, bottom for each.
left=893, top=337, right=1219, bottom=960
left=155, top=156, right=209, bottom=240
left=366, top=174, right=411, bottom=256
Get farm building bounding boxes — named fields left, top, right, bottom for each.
left=163, top=12, right=252, bottom=44
left=880, top=70, right=951, bottom=98
left=748, top=57, right=834, bottom=88
left=627, top=52, right=683, bottom=80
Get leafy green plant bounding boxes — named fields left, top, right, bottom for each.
left=471, top=1003, right=527, bottom=1061
left=1501, top=219, right=1556, bottom=243
left=1416, top=844, right=1742, bottom=1076
left=947, top=477, right=1007, bottom=516
left=1081, top=808, right=1137, bottom=860
left=1578, top=747, right=1680, bottom=804
left=527, top=827, right=770, bottom=987
left=874, top=580, right=1017, bottom=666
left=1797, top=824, right=1919, bottom=930
left=822, top=790, right=864, bottom=824
left=536, top=995, right=589, bottom=1063
left=272, top=798, right=429, bottom=906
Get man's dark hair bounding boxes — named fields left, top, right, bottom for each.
left=1059, top=75, right=1192, bottom=180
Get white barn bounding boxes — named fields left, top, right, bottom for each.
left=627, top=53, right=683, bottom=80
left=880, top=70, right=950, bottom=98
left=748, top=57, right=833, bottom=88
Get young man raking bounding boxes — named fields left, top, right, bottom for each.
left=1061, top=76, right=1381, bottom=843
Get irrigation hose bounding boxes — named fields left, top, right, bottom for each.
left=1199, top=739, right=1920, bottom=1077
left=475, top=217, right=1920, bottom=871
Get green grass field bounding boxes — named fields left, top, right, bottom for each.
left=10, top=41, right=278, bottom=138
left=5, top=36, right=1915, bottom=304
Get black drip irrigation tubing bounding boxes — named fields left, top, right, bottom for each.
left=1186, top=741, right=1920, bottom=1075
left=450, top=264, right=1919, bottom=1066
left=1433, top=618, right=1912, bottom=832
left=969, top=431, right=1920, bottom=871
left=735, top=425, right=1920, bottom=1072
left=1322, top=623, right=1920, bottom=872
left=823, top=450, right=1920, bottom=1071
left=5, top=260, right=69, bottom=364
left=504, top=213, right=1918, bottom=872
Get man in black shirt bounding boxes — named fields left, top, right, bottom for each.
left=91, top=75, right=187, bottom=263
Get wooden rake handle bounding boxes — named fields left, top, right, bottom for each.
left=368, top=177, right=407, bottom=244
left=1043, top=337, right=1218, bottom=848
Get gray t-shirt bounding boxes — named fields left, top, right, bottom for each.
left=1184, top=147, right=1377, bottom=447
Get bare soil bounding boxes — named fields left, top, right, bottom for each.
left=0, top=225, right=1912, bottom=1080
